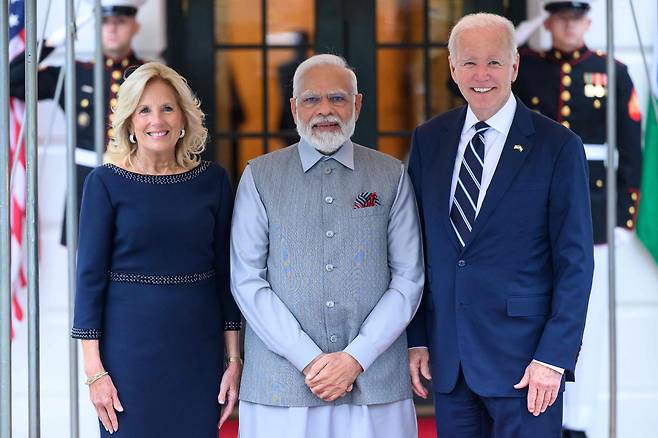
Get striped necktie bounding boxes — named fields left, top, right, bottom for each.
left=450, top=121, right=490, bottom=247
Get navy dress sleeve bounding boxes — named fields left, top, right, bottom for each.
left=72, top=169, right=114, bottom=339
left=215, top=166, right=242, bottom=331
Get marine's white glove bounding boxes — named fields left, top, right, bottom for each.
left=45, top=12, right=93, bottom=48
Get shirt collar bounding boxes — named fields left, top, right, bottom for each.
left=463, top=92, right=517, bottom=136
left=298, top=138, right=354, bottom=173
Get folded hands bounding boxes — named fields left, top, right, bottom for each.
left=303, top=352, right=363, bottom=402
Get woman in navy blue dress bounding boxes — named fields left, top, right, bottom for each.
left=72, top=62, right=242, bottom=437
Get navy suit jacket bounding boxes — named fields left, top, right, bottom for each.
left=406, top=98, right=594, bottom=397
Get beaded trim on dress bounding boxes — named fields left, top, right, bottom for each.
left=71, top=327, right=102, bottom=339
left=105, top=160, right=210, bottom=184
left=108, top=269, right=216, bottom=285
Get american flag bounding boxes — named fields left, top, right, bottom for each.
left=9, top=0, right=27, bottom=338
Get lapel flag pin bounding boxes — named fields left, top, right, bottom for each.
left=514, top=144, right=524, bottom=152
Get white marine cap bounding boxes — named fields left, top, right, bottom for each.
left=100, top=0, right=146, bottom=17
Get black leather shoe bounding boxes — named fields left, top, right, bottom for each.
left=562, top=429, right=587, bottom=438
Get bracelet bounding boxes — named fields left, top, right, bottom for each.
left=226, top=356, right=243, bottom=366
left=84, top=371, right=109, bottom=386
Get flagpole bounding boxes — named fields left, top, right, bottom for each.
left=94, top=0, right=104, bottom=163
left=25, top=0, right=41, bottom=435
left=605, top=0, right=618, bottom=437
left=0, top=0, right=13, bottom=435
left=65, top=0, right=80, bottom=436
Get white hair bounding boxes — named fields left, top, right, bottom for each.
left=448, top=13, right=518, bottom=59
left=292, top=54, right=358, bottom=98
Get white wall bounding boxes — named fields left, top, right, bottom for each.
left=526, top=1, right=658, bottom=436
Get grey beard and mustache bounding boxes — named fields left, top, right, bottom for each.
left=295, top=111, right=356, bottom=155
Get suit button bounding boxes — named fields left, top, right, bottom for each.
left=326, top=300, right=335, bottom=308
left=457, top=260, right=466, bottom=267
left=325, top=230, right=335, bottom=238
left=330, top=335, right=337, bottom=343
left=325, top=196, right=334, bottom=204
left=325, top=264, right=334, bottom=272
left=324, top=167, right=332, bottom=175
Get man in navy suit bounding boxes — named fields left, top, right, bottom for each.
left=407, top=12, right=594, bottom=437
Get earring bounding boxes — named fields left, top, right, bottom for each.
left=179, top=128, right=185, bottom=139
left=129, top=133, right=136, bottom=144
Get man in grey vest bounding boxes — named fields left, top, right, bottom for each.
left=230, top=54, right=424, bottom=437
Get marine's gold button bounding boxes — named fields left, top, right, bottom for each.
left=562, top=63, right=572, bottom=74
left=626, top=219, right=634, bottom=228
left=80, top=98, right=89, bottom=108
left=110, top=98, right=118, bottom=107
left=596, top=179, right=604, bottom=188
left=112, top=70, right=121, bottom=80
left=562, top=76, right=572, bottom=87
left=631, top=192, right=638, bottom=201
left=594, top=99, right=601, bottom=109
left=561, top=90, right=571, bottom=102
left=561, top=105, right=571, bottom=117
left=562, top=121, right=571, bottom=129
left=105, top=59, right=113, bottom=67
left=111, top=83, right=120, bottom=93
left=531, top=96, right=539, bottom=105
left=629, top=206, right=636, bottom=214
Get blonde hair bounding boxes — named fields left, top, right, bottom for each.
left=109, top=62, right=207, bottom=168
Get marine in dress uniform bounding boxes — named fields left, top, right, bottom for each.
left=513, top=2, right=643, bottom=437
left=9, top=0, right=146, bottom=245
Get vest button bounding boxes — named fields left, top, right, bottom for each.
left=329, top=335, right=338, bottom=343
left=325, top=264, right=334, bottom=272
left=324, top=167, right=332, bottom=175
left=325, top=230, right=335, bottom=238
left=457, top=260, right=466, bottom=267
left=326, top=300, right=335, bottom=308
left=325, top=196, right=334, bottom=204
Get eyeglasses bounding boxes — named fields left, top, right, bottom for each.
left=297, top=92, right=354, bottom=108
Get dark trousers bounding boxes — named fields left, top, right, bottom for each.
left=434, top=368, right=563, bottom=438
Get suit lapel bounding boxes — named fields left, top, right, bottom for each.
left=463, top=100, right=536, bottom=249
left=434, top=108, right=467, bottom=250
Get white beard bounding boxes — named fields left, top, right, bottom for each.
left=296, top=111, right=356, bottom=155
